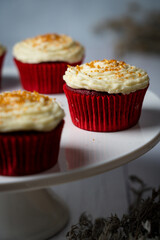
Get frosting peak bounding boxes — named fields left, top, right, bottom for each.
left=0, top=90, right=65, bottom=132
left=28, top=34, right=72, bottom=49
left=63, top=59, right=149, bottom=94
left=13, top=33, right=84, bottom=64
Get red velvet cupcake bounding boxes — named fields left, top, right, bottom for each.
left=13, top=33, right=84, bottom=93
left=0, top=90, right=65, bottom=176
left=0, top=43, right=6, bottom=87
left=63, top=59, right=149, bottom=132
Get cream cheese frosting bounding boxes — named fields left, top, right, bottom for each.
left=13, top=33, right=84, bottom=64
left=0, top=43, right=6, bottom=57
left=0, top=90, right=65, bottom=132
left=63, top=59, right=149, bottom=94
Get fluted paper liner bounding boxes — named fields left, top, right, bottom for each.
left=64, top=84, right=148, bottom=132
left=14, top=58, right=83, bottom=94
left=0, top=53, right=5, bottom=87
left=0, top=120, right=64, bottom=176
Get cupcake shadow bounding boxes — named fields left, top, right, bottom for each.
left=129, top=107, right=160, bottom=132
left=1, top=75, right=20, bottom=91
left=60, top=146, right=100, bottom=171
left=140, top=108, right=160, bottom=128
left=35, top=146, right=95, bottom=175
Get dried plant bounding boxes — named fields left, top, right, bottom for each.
left=66, top=176, right=160, bottom=240
left=94, top=2, right=160, bottom=57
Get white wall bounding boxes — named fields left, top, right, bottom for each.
left=0, top=0, right=160, bottom=95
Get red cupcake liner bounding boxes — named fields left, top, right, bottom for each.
left=0, top=120, right=64, bottom=176
left=0, top=52, right=6, bottom=87
left=14, top=58, right=83, bottom=94
left=64, top=84, right=148, bottom=132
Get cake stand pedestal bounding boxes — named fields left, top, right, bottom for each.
left=0, top=78, right=159, bottom=239
left=0, top=189, right=69, bottom=240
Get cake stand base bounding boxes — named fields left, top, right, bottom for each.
left=0, top=188, right=69, bottom=240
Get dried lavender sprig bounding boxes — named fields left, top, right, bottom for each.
left=66, top=180, right=160, bottom=239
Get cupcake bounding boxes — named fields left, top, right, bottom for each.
left=0, top=43, right=6, bottom=86
left=63, top=59, right=149, bottom=132
left=13, top=33, right=84, bottom=93
left=0, top=90, right=65, bottom=176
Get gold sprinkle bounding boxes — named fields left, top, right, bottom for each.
left=0, top=90, right=52, bottom=112
left=76, top=65, right=81, bottom=71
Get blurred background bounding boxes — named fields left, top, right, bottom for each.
left=0, top=0, right=160, bottom=238
left=1, top=0, right=160, bottom=96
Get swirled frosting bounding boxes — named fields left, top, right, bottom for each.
left=0, top=90, right=65, bottom=132
left=63, top=59, right=149, bottom=94
left=0, top=43, right=6, bottom=57
left=13, top=33, right=84, bottom=64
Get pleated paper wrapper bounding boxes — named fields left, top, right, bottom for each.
left=64, top=84, right=148, bottom=132
left=14, top=58, right=83, bottom=94
left=0, top=120, right=64, bottom=176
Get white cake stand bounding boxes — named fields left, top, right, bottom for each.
left=0, top=70, right=160, bottom=240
